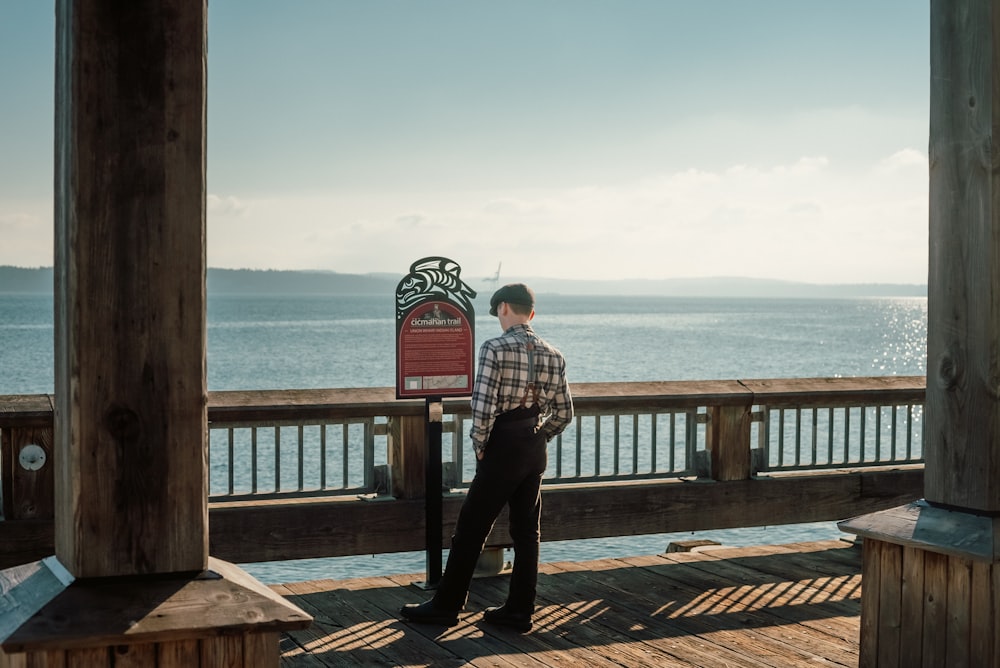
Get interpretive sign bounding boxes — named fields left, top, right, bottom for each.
left=395, top=256, right=477, bottom=587
left=395, top=257, right=477, bottom=399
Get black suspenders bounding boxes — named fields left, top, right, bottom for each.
left=519, top=338, right=540, bottom=409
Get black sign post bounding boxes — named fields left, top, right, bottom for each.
left=395, top=257, right=477, bottom=588
left=424, top=396, right=443, bottom=587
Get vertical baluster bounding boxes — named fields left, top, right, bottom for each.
left=613, top=414, right=621, bottom=476
left=454, top=415, right=465, bottom=485
left=555, top=432, right=563, bottom=479
left=809, top=407, right=819, bottom=466
left=251, top=427, right=259, bottom=494
left=666, top=412, right=675, bottom=472
left=758, top=405, right=770, bottom=471
left=320, top=424, right=327, bottom=491
left=827, top=407, right=835, bottom=465
left=575, top=415, right=582, bottom=478
left=778, top=409, right=786, bottom=468
left=227, top=427, right=235, bottom=496
left=594, top=415, right=601, bottom=477
left=890, top=404, right=899, bottom=461
left=666, top=411, right=675, bottom=472
left=844, top=407, right=852, bottom=464
left=875, top=406, right=883, bottom=463
left=684, top=409, right=697, bottom=473
left=297, top=425, right=305, bottom=492
left=342, top=423, right=349, bottom=489
left=632, top=414, right=639, bottom=475
left=810, top=407, right=818, bottom=467
left=653, top=412, right=661, bottom=473
left=859, top=406, right=867, bottom=464
left=362, top=420, right=373, bottom=492
left=906, top=404, right=914, bottom=460
left=274, top=427, right=281, bottom=493
left=794, top=407, right=802, bottom=467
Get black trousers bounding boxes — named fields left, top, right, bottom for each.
left=432, top=409, right=547, bottom=613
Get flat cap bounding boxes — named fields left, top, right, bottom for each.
left=489, top=283, right=535, bottom=316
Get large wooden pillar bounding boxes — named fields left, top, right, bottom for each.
left=52, top=0, right=208, bottom=580
left=840, top=1, right=1000, bottom=665
left=924, top=0, right=1000, bottom=515
left=0, top=1, right=309, bottom=664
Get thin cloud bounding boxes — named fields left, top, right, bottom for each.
left=200, top=150, right=927, bottom=284
left=207, top=194, right=249, bottom=216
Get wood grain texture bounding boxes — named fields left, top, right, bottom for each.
left=276, top=540, right=863, bottom=667
left=925, top=0, right=1000, bottom=511
left=5, top=428, right=54, bottom=521
left=860, top=539, right=882, bottom=667
left=708, top=404, right=752, bottom=481
left=899, top=546, right=925, bottom=668
left=53, top=0, right=208, bottom=576
left=921, top=551, right=948, bottom=668
left=2, top=558, right=309, bottom=654
left=389, top=415, right=427, bottom=498
left=945, top=557, right=972, bottom=668
left=876, top=541, right=902, bottom=668
left=839, top=500, right=1000, bottom=561
left=0, top=466, right=921, bottom=569
left=206, top=468, right=922, bottom=564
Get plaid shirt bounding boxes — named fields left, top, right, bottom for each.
left=469, top=323, right=573, bottom=455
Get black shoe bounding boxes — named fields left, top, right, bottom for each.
left=399, top=600, right=459, bottom=626
left=482, top=605, right=532, bottom=633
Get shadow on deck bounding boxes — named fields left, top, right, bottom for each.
left=272, top=539, right=862, bottom=667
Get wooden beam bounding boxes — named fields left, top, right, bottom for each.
left=0, top=466, right=923, bottom=569
left=205, top=468, right=922, bottom=564
left=925, top=0, right=1000, bottom=511
left=53, top=0, right=208, bottom=577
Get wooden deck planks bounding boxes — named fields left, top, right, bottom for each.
left=537, top=559, right=774, bottom=667
left=273, top=540, right=863, bottom=667
left=620, top=550, right=858, bottom=665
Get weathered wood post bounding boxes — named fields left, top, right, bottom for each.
left=389, top=414, right=428, bottom=499
left=0, top=397, right=54, bottom=526
left=0, top=1, right=309, bottom=665
left=707, top=403, right=753, bottom=481
left=840, top=1, right=1000, bottom=665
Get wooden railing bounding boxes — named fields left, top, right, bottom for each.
left=0, top=377, right=925, bottom=569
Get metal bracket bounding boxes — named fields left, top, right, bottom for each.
left=18, top=444, right=47, bottom=471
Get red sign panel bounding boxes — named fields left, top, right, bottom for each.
left=396, top=300, right=474, bottom=398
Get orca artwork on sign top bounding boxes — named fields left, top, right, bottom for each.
left=395, top=257, right=477, bottom=399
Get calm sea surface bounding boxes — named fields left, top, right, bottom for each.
left=0, top=293, right=927, bottom=583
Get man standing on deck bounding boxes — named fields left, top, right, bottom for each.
left=400, top=283, right=574, bottom=633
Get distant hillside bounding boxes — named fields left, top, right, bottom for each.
left=0, top=267, right=400, bottom=296
left=0, top=266, right=53, bottom=293
left=516, top=276, right=927, bottom=298
left=207, top=269, right=398, bottom=295
left=0, top=266, right=926, bottom=298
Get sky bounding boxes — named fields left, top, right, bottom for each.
left=0, top=2, right=929, bottom=284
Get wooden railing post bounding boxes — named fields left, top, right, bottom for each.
left=707, top=404, right=753, bottom=481
left=389, top=414, right=427, bottom=499
left=0, top=396, right=56, bottom=525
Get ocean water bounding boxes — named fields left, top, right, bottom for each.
left=0, top=293, right=927, bottom=583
